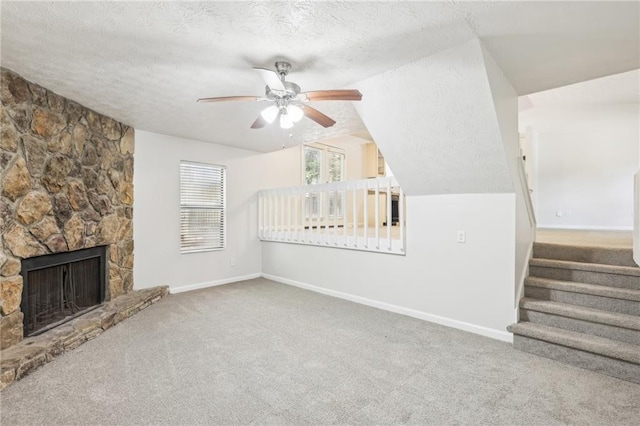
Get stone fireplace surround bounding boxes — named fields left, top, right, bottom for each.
left=0, top=68, right=135, bottom=350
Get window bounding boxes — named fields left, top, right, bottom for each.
left=303, top=145, right=345, bottom=218
left=327, top=150, right=345, bottom=217
left=305, top=146, right=323, bottom=185
left=180, top=161, right=226, bottom=253
left=304, top=146, right=323, bottom=218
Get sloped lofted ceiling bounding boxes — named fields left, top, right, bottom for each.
left=1, top=1, right=638, bottom=152
left=523, top=69, right=640, bottom=108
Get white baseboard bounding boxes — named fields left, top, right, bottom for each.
left=169, top=273, right=262, bottom=294
left=538, top=225, right=633, bottom=231
left=262, top=273, right=513, bottom=343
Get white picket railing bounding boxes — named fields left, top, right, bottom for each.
left=258, top=177, right=405, bottom=255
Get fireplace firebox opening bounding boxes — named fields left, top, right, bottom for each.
left=20, top=246, right=107, bottom=337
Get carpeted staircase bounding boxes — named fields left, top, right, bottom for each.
left=508, top=242, right=640, bottom=384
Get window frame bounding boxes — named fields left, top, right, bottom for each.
left=302, top=144, right=347, bottom=219
left=179, top=160, right=226, bottom=254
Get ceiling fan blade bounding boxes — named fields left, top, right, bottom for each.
left=302, top=105, right=336, bottom=128
left=303, top=90, right=362, bottom=102
left=253, top=67, right=286, bottom=91
left=197, top=96, right=261, bottom=103
left=250, top=114, right=269, bottom=129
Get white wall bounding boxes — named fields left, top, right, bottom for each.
left=133, top=130, right=263, bottom=292
left=133, top=131, right=372, bottom=292
left=353, top=38, right=513, bottom=196
left=520, top=104, right=639, bottom=229
left=481, top=45, right=535, bottom=306
left=263, top=194, right=516, bottom=341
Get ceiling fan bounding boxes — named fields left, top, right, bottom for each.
left=197, top=61, right=362, bottom=130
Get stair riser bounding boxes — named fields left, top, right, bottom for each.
left=524, top=286, right=640, bottom=316
left=529, top=265, right=640, bottom=290
left=513, top=335, right=640, bottom=384
left=520, top=309, right=640, bottom=345
left=533, top=243, right=637, bottom=267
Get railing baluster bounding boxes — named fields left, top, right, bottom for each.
left=258, top=192, right=262, bottom=239
left=343, top=185, right=347, bottom=246
left=274, top=191, right=278, bottom=238
left=288, top=189, right=291, bottom=240
left=262, top=192, right=266, bottom=239
left=352, top=184, right=357, bottom=247
left=320, top=190, right=323, bottom=243
left=302, top=189, right=306, bottom=242
left=333, top=189, right=339, bottom=246
left=363, top=184, right=368, bottom=248
left=324, top=187, right=329, bottom=245
left=274, top=191, right=278, bottom=239
left=281, top=190, right=284, bottom=239
left=375, top=179, right=379, bottom=249
left=292, top=188, right=297, bottom=241
left=269, top=192, right=272, bottom=239
left=315, top=190, right=319, bottom=244
left=387, top=179, right=392, bottom=250
left=278, top=191, right=282, bottom=239
left=399, top=186, right=405, bottom=253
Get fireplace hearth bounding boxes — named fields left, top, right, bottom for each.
left=20, top=247, right=107, bottom=336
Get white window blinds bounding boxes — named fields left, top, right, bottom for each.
left=180, top=161, right=226, bottom=253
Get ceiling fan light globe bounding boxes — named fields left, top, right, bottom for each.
left=287, top=105, right=304, bottom=122
left=280, top=113, right=294, bottom=129
left=260, top=105, right=279, bottom=123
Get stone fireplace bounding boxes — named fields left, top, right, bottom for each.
left=0, top=68, right=134, bottom=350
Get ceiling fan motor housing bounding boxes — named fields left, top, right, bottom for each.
left=266, top=81, right=301, bottom=102
left=275, top=61, right=292, bottom=78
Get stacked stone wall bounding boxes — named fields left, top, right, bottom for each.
left=0, top=68, right=134, bottom=349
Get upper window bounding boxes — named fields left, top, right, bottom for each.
left=179, top=161, right=226, bottom=253
left=303, top=145, right=345, bottom=218
left=303, top=145, right=345, bottom=185
left=305, top=146, right=324, bottom=185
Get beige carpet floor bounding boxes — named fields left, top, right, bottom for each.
left=536, top=228, right=633, bottom=248
left=1, top=278, right=639, bottom=425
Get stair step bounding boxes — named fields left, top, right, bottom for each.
left=514, top=243, right=640, bottom=383
left=524, top=277, right=640, bottom=315
left=533, top=242, right=637, bottom=267
left=525, top=277, right=640, bottom=301
left=529, top=258, right=640, bottom=277
left=529, top=258, right=640, bottom=290
left=508, top=322, right=640, bottom=364
left=519, top=298, right=640, bottom=345
left=508, top=322, right=640, bottom=384
left=520, top=298, right=640, bottom=330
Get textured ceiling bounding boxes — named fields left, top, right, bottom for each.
left=524, top=69, right=640, bottom=108
left=1, top=1, right=638, bottom=152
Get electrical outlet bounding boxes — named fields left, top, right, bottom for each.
left=229, top=258, right=236, bottom=267
left=556, top=210, right=563, bottom=217
left=456, top=231, right=466, bottom=243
